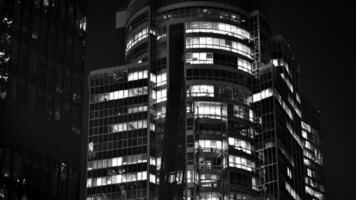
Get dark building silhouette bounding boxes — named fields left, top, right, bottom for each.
left=0, top=0, right=86, bottom=199
left=85, top=1, right=326, bottom=200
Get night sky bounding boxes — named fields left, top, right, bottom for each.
left=86, top=1, right=356, bottom=199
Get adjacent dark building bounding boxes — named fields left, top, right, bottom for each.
left=0, top=0, right=86, bottom=199
left=85, top=0, right=325, bottom=200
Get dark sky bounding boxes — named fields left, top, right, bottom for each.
left=86, top=1, right=356, bottom=199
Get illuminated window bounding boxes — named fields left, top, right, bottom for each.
left=186, top=52, right=213, bottom=64
left=228, top=137, right=253, bottom=154
left=281, top=73, right=294, bottom=92
left=128, top=105, right=148, bottom=113
left=301, top=121, right=311, bottom=132
left=186, top=21, right=250, bottom=40
left=157, top=33, right=167, bottom=40
left=87, top=179, right=92, bottom=187
left=90, top=86, right=148, bottom=103
left=111, top=120, right=148, bottom=133
left=200, top=174, right=220, bottom=187
left=285, top=182, right=301, bottom=200
left=150, top=123, right=155, bottom=131
left=307, top=168, right=313, bottom=177
left=88, top=154, right=147, bottom=171
left=233, top=105, right=251, bottom=121
left=43, top=0, right=49, bottom=7
left=150, top=156, right=156, bottom=166
left=194, top=101, right=227, bottom=120
left=200, top=192, right=221, bottom=200
left=304, top=158, right=311, bottom=166
left=150, top=174, right=157, bottom=184
left=156, top=105, right=166, bottom=119
left=238, top=59, right=252, bottom=74
left=304, top=141, right=312, bottom=150
left=228, top=155, right=255, bottom=171
left=96, top=178, right=102, bottom=186
left=127, top=70, right=148, bottom=81
left=197, top=140, right=226, bottom=152
left=78, top=17, right=87, bottom=32
left=150, top=29, right=156, bottom=36
left=275, top=91, right=294, bottom=120
left=296, top=93, right=301, bottom=104
left=150, top=73, right=156, bottom=84
left=155, top=88, right=167, bottom=103
left=128, top=87, right=148, bottom=97
left=252, top=88, right=273, bottom=102
left=304, top=150, right=314, bottom=160
left=126, top=28, right=149, bottom=52
left=186, top=170, right=194, bottom=183
left=187, top=85, right=214, bottom=97
left=287, top=122, right=303, bottom=147
left=302, top=130, right=308, bottom=139
left=87, top=171, right=147, bottom=188
left=88, top=142, right=94, bottom=152
left=252, top=177, right=258, bottom=190
left=288, top=96, right=301, bottom=118
left=130, top=120, right=147, bottom=130
left=186, top=37, right=252, bottom=59
left=287, top=167, right=292, bottom=179
left=305, top=186, right=324, bottom=199
left=156, top=73, right=167, bottom=87
left=156, top=157, right=161, bottom=170
left=314, top=150, right=323, bottom=165
left=233, top=105, right=255, bottom=122
left=272, top=59, right=291, bottom=76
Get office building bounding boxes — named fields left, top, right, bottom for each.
left=87, top=0, right=263, bottom=199
left=0, top=0, right=86, bottom=199
left=86, top=1, right=326, bottom=200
